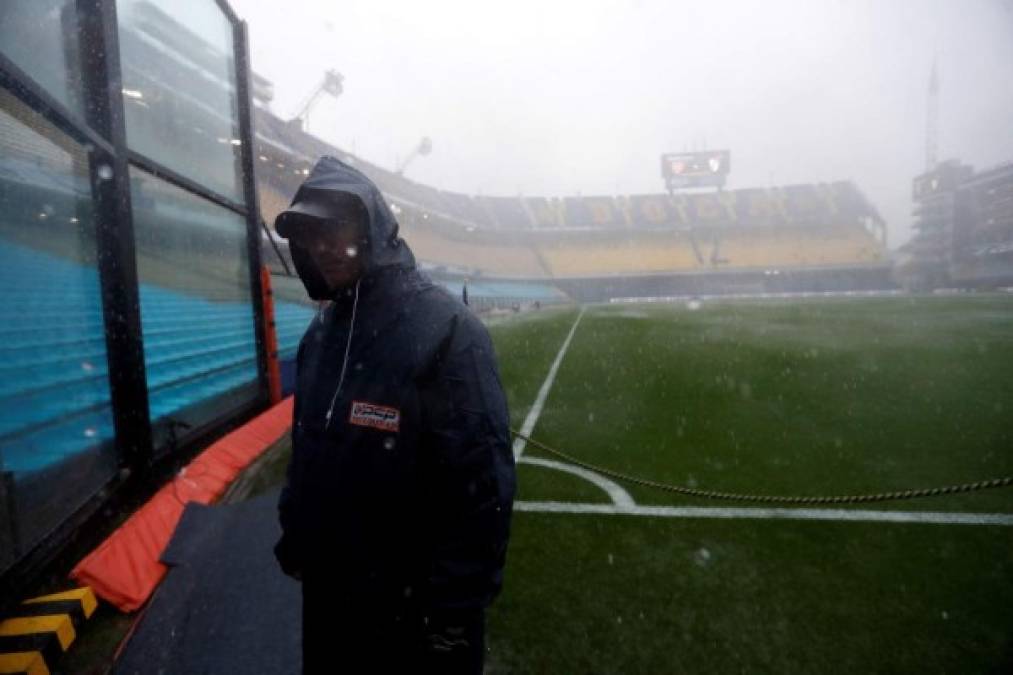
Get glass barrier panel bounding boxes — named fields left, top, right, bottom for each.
left=129, top=166, right=259, bottom=454
left=0, top=88, right=117, bottom=571
left=0, top=0, right=86, bottom=119
left=267, top=272, right=316, bottom=361
left=117, top=0, right=243, bottom=202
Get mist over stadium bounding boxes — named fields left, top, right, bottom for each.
left=236, top=0, right=1013, bottom=247
left=237, top=0, right=1013, bottom=302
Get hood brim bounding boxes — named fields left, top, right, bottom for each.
left=278, top=156, right=416, bottom=274
left=274, top=189, right=366, bottom=239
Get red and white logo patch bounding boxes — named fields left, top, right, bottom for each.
left=348, top=401, right=400, bottom=432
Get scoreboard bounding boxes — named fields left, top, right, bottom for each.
left=661, top=150, right=730, bottom=191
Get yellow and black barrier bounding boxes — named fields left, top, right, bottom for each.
left=0, top=650, right=49, bottom=675
left=0, top=587, right=97, bottom=675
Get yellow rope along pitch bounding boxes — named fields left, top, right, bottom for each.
left=510, top=429, right=1013, bottom=505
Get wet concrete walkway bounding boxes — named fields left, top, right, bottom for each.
left=114, top=489, right=301, bottom=674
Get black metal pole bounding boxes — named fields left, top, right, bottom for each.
left=0, top=471, right=19, bottom=570
left=0, top=53, right=115, bottom=157
left=77, top=0, right=154, bottom=472
left=234, top=19, right=270, bottom=404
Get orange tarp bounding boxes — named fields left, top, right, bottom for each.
left=70, top=397, right=294, bottom=612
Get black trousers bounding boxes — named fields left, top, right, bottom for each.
left=301, top=579, right=485, bottom=675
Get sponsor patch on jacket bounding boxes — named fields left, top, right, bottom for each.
left=348, top=400, right=400, bottom=432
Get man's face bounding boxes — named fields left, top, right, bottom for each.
left=290, top=216, right=367, bottom=291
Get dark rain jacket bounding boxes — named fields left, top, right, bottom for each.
left=274, top=156, right=516, bottom=619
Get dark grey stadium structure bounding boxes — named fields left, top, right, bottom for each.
left=897, top=160, right=1013, bottom=290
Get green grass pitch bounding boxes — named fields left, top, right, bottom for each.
left=484, top=296, right=1013, bottom=674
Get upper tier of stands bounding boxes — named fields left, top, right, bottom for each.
left=397, top=214, right=549, bottom=278
left=537, top=227, right=884, bottom=278
left=253, top=108, right=887, bottom=279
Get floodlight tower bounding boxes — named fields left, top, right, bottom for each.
left=289, top=69, right=344, bottom=133
left=395, top=136, right=433, bottom=176
left=926, top=58, right=939, bottom=170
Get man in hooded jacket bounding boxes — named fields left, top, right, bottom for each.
left=272, top=156, right=516, bottom=674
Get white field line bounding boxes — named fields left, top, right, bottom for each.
left=509, top=305, right=1013, bottom=527
left=512, top=307, right=585, bottom=459
left=515, top=501, right=1013, bottom=526
left=519, top=456, right=635, bottom=508
left=608, top=289, right=905, bottom=304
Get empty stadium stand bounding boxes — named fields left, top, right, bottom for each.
left=437, top=279, right=568, bottom=311
left=0, top=240, right=313, bottom=476
left=252, top=104, right=887, bottom=288
left=397, top=216, right=550, bottom=279
left=529, top=225, right=883, bottom=278
left=536, top=232, right=701, bottom=277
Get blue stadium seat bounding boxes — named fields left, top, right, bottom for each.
left=0, top=240, right=313, bottom=476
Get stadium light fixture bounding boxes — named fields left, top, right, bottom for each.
left=395, top=136, right=433, bottom=176
left=290, top=69, right=345, bottom=133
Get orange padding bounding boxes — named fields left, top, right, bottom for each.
left=70, top=396, right=294, bottom=612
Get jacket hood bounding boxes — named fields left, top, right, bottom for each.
left=277, top=155, right=415, bottom=275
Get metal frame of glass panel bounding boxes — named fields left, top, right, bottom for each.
left=78, top=0, right=154, bottom=470
left=235, top=20, right=270, bottom=408
left=0, top=0, right=267, bottom=586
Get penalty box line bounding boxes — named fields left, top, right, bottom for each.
left=515, top=501, right=1013, bottom=526
left=507, top=306, right=1013, bottom=526
left=512, top=307, right=586, bottom=460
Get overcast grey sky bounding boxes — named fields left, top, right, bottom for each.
left=230, top=0, right=1013, bottom=247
